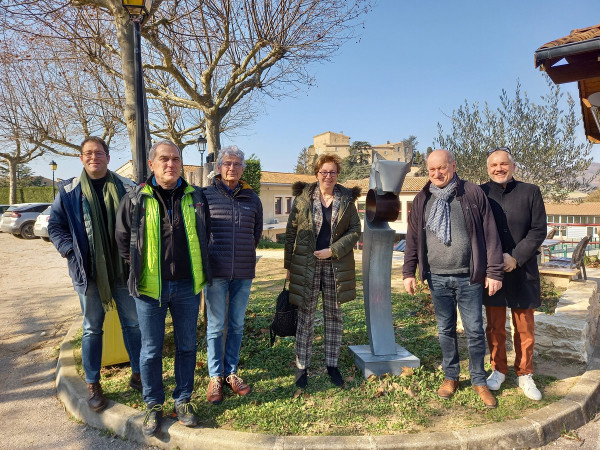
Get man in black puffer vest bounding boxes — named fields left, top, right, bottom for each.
left=203, top=146, right=263, bottom=405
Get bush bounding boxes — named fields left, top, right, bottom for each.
left=257, top=237, right=284, bottom=249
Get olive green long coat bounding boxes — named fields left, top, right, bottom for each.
left=284, top=182, right=361, bottom=308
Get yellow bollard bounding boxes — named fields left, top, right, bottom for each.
left=101, top=309, right=130, bottom=366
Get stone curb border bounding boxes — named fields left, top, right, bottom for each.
left=57, top=318, right=600, bottom=449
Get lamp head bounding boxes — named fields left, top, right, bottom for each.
left=50, top=160, right=57, bottom=171
left=122, top=0, right=153, bottom=17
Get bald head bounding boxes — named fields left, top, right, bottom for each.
left=427, top=149, right=457, bottom=188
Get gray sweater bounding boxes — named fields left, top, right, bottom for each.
left=424, top=195, right=470, bottom=274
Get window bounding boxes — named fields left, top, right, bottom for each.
left=275, top=197, right=282, bottom=215
left=395, top=203, right=403, bottom=222
left=407, top=201, right=413, bottom=219
left=286, top=197, right=293, bottom=214
left=357, top=201, right=366, bottom=220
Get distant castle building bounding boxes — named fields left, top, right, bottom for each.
left=308, top=131, right=414, bottom=164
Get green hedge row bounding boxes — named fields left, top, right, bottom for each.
left=0, top=186, right=57, bottom=204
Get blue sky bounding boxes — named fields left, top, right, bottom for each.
left=31, top=0, right=600, bottom=180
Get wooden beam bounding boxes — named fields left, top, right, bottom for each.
left=546, top=60, right=600, bottom=84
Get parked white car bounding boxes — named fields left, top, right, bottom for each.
left=33, top=205, right=52, bottom=241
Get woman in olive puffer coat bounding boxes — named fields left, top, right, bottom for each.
left=284, top=153, right=361, bottom=389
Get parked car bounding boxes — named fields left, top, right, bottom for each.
left=33, top=205, right=52, bottom=241
left=0, top=203, right=52, bottom=239
left=0, top=205, right=10, bottom=232
left=393, top=240, right=406, bottom=252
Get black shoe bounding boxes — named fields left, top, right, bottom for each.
left=129, top=373, right=142, bottom=392
left=327, top=366, right=344, bottom=387
left=87, top=382, right=107, bottom=412
left=142, top=403, right=162, bottom=437
left=173, top=401, right=198, bottom=427
left=295, top=369, right=308, bottom=389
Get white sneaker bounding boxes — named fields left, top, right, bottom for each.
left=518, top=374, right=542, bottom=401
left=486, top=370, right=506, bottom=391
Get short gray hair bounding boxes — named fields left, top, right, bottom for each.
left=427, top=149, right=456, bottom=164
left=217, top=145, right=246, bottom=169
left=148, top=140, right=181, bottom=161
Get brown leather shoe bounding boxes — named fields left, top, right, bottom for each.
left=437, top=379, right=460, bottom=399
left=207, top=376, right=223, bottom=405
left=129, top=372, right=142, bottom=392
left=87, top=382, right=107, bottom=412
left=226, top=373, right=251, bottom=396
left=473, top=385, right=498, bottom=408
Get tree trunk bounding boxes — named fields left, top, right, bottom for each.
left=8, top=159, right=17, bottom=204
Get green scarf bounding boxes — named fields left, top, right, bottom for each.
left=80, top=169, right=126, bottom=311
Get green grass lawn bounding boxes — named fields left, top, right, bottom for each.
left=74, top=259, right=567, bottom=436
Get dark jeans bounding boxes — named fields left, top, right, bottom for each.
left=78, top=280, right=141, bottom=383
left=427, top=273, right=487, bottom=386
left=134, top=279, right=199, bottom=405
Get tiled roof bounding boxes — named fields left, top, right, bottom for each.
left=545, top=202, right=600, bottom=215
left=261, top=171, right=315, bottom=184
left=402, top=177, right=429, bottom=192
left=537, top=24, right=600, bottom=51
left=342, top=176, right=428, bottom=192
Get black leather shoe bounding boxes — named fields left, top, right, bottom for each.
left=295, top=369, right=308, bottom=389
left=327, top=366, right=344, bottom=387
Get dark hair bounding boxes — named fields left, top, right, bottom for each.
left=313, top=153, right=342, bottom=176
left=81, top=136, right=109, bottom=156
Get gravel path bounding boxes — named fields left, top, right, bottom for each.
left=0, top=232, right=150, bottom=449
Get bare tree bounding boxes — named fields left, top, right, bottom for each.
left=1, top=0, right=370, bottom=171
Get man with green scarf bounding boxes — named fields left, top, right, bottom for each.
left=48, top=137, right=142, bottom=413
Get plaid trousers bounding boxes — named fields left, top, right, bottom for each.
left=295, top=259, right=343, bottom=369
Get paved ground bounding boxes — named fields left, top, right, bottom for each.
left=1, top=235, right=599, bottom=448
left=0, top=232, right=151, bottom=449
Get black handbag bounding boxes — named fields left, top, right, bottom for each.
left=269, top=280, right=298, bottom=346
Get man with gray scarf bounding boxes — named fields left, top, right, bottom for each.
left=403, top=149, right=504, bottom=408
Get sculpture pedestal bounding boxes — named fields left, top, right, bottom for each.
left=349, top=344, right=420, bottom=378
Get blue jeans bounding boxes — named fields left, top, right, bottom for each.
left=427, top=273, right=487, bottom=386
left=134, top=279, right=200, bottom=405
left=204, top=278, right=252, bottom=378
left=78, top=280, right=141, bottom=384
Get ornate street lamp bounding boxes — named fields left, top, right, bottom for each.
left=122, top=0, right=153, bottom=183
left=196, top=136, right=207, bottom=186
left=49, top=160, right=57, bottom=199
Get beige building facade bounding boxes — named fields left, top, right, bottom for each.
left=308, top=130, right=414, bottom=164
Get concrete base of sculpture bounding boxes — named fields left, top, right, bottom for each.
left=348, top=344, right=420, bottom=378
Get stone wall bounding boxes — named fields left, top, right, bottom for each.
left=457, top=280, right=600, bottom=363
left=535, top=280, right=600, bottom=363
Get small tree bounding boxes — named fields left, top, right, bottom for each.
left=339, top=141, right=372, bottom=182
left=243, top=154, right=261, bottom=195
left=436, top=77, right=596, bottom=201
left=295, top=147, right=312, bottom=174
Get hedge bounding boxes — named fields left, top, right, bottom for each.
left=0, top=186, right=57, bottom=204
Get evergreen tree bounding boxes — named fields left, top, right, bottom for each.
left=436, top=77, right=596, bottom=201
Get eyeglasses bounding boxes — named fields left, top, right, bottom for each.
left=318, top=171, right=338, bottom=177
left=222, top=161, right=243, bottom=169
left=81, top=151, right=107, bottom=159
left=488, top=147, right=511, bottom=155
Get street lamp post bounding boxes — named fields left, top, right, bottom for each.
left=49, top=160, right=57, bottom=199
left=122, top=0, right=153, bottom=183
left=197, top=136, right=207, bottom=186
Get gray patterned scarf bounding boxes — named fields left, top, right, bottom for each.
left=426, top=174, right=458, bottom=246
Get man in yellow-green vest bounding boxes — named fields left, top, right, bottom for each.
left=116, top=140, right=211, bottom=437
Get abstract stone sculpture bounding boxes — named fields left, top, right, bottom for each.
left=349, top=157, right=421, bottom=378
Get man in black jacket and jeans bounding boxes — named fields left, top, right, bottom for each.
left=403, top=149, right=503, bottom=408
left=481, top=147, right=546, bottom=401
left=115, top=140, right=211, bottom=437
left=203, top=146, right=263, bottom=405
